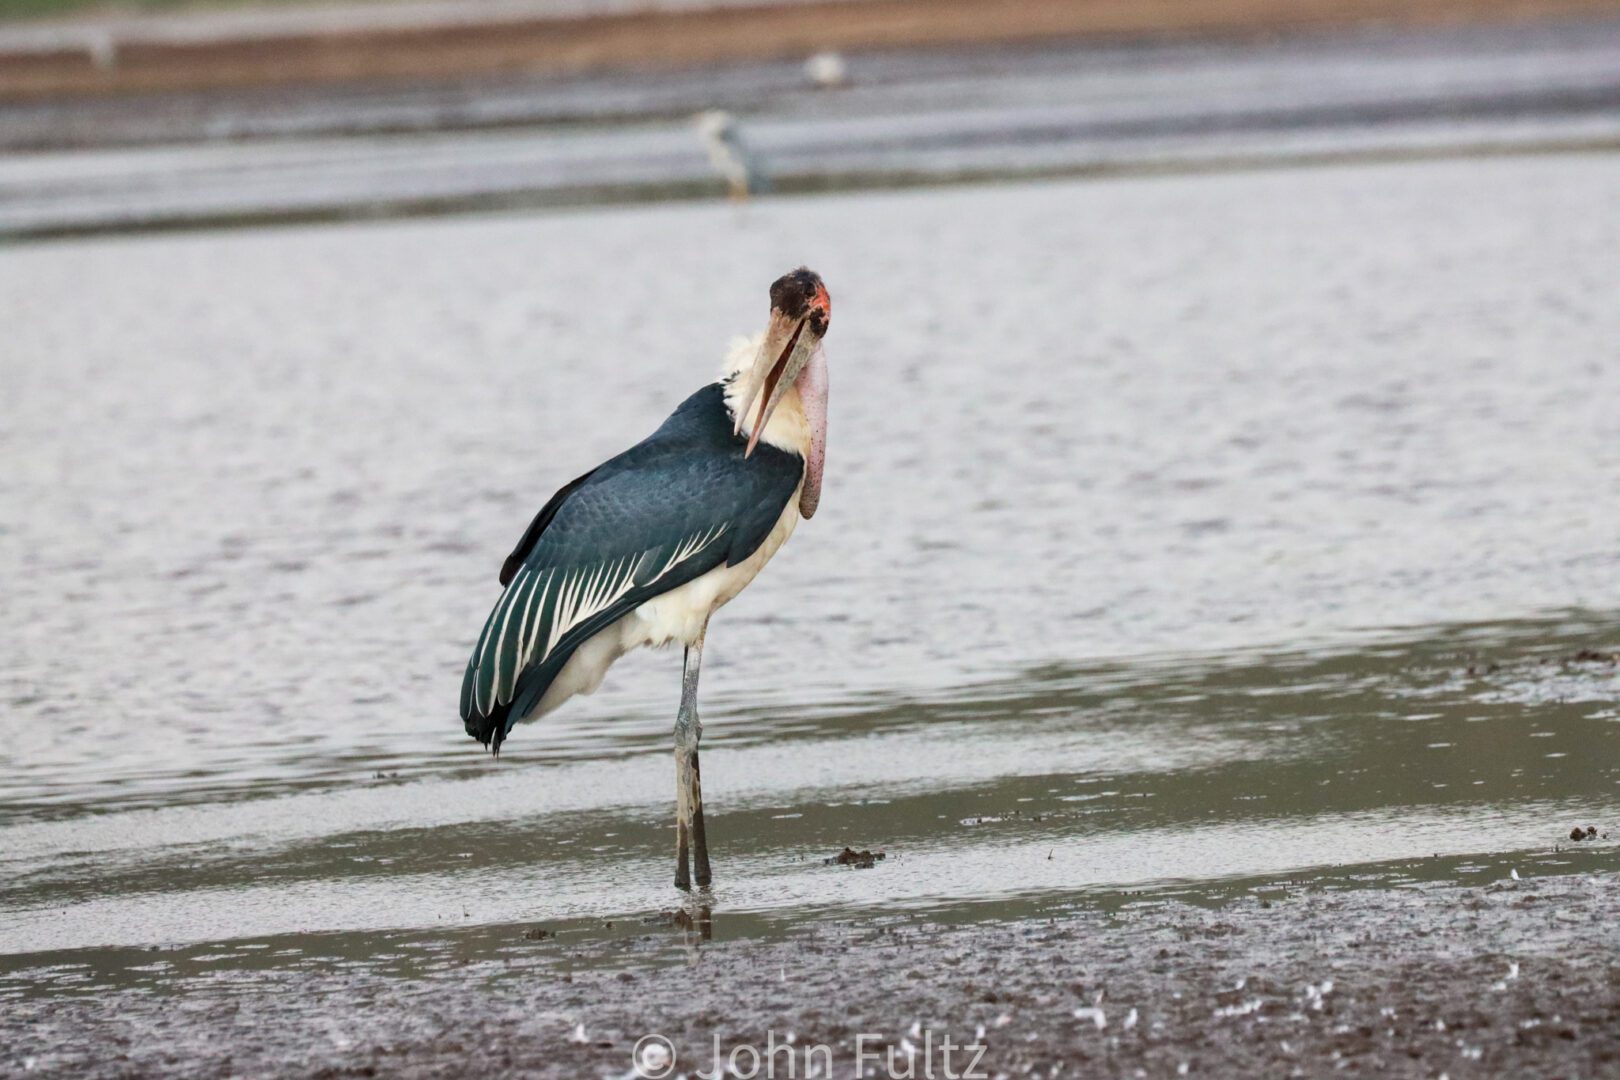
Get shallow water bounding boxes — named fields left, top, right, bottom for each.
left=2, top=153, right=1619, bottom=1002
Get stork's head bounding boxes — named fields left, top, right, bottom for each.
left=733, top=267, right=831, bottom=458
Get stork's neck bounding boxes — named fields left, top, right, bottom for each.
left=720, top=334, right=811, bottom=459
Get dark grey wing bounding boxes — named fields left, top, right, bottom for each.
left=500, top=466, right=598, bottom=586
left=459, top=384, right=803, bottom=751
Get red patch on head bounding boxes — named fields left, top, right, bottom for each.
left=811, top=282, right=831, bottom=317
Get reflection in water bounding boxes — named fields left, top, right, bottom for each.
left=679, top=903, right=714, bottom=945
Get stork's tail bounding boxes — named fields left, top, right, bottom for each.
left=459, top=645, right=516, bottom=755
left=464, top=698, right=514, bottom=755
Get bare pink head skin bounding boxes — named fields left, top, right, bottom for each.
left=732, top=268, right=830, bottom=518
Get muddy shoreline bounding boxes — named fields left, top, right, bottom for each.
left=8, top=872, right=1617, bottom=1078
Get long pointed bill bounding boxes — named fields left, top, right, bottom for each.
left=735, top=311, right=822, bottom=458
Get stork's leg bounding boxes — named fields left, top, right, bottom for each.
left=674, top=622, right=712, bottom=890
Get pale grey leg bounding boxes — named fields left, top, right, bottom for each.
left=674, top=621, right=711, bottom=890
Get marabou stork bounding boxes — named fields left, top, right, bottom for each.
left=459, top=269, right=831, bottom=889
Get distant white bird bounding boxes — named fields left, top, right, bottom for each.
left=695, top=110, right=771, bottom=201
left=86, top=31, right=118, bottom=73
left=804, top=51, right=849, bottom=89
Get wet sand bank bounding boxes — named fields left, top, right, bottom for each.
left=6, top=0, right=1620, bottom=102
left=9, top=16, right=1620, bottom=238
left=9, top=870, right=1617, bottom=1078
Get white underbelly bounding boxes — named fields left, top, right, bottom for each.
left=527, top=493, right=801, bottom=720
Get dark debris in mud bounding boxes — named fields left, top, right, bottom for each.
left=825, top=846, right=887, bottom=868
left=962, top=808, right=1050, bottom=826
left=1562, top=648, right=1620, bottom=664
left=1461, top=646, right=1620, bottom=678
left=640, top=908, right=708, bottom=932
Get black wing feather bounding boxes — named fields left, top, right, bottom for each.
left=500, top=466, right=599, bottom=586
left=460, top=383, right=803, bottom=751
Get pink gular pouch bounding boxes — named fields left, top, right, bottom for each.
left=796, top=342, right=828, bottom=519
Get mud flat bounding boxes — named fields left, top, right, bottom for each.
left=6, top=871, right=1617, bottom=1078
